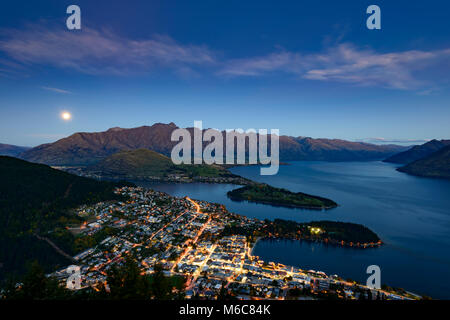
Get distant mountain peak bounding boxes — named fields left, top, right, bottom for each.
left=107, top=127, right=125, bottom=132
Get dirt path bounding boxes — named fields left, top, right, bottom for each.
left=63, top=183, right=73, bottom=199
left=34, top=234, right=76, bottom=263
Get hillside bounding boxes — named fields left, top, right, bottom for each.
left=89, top=149, right=175, bottom=176
left=0, top=143, right=30, bottom=157
left=398, top=145, right=450, bottom=179
left=87, top=148, right=234, bottom=180
left=384, top=139, right=450, bottom=164
left=19, top=123, right=407, bottom=165
left=0, top=156, right=128, bottom=282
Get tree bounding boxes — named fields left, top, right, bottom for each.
left=217, top=283, right=234, bottom=300
left=150, top=264, right=170, bottom=299
left=106, top=260, right=185, bottom=300
left=3, top=261, right=69, bottom=300
left=106, top=256, right=151, bottom=299
left=149, top=263, right=185, bottom=300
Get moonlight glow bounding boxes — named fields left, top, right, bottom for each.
left=61, top=111, right=72, bottom=121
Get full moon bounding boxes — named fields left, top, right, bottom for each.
left=61, top=112, right=72, bottom=121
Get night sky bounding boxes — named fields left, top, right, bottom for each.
left=0, top=0, right=449, bottom=146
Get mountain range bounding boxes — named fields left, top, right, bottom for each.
left=384, top=139, right=450, bottom=164
left=398, top=145, right=450, bottom=179
left=18, top=123, right=408, bottom=166
left=0, top=143, right=30, bottom=157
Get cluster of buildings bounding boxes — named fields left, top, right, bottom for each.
left=50, top=186, right=413, bottom=300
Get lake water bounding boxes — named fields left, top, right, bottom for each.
left=135, top=161, right=450, bottom=299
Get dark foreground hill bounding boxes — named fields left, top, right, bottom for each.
left=398, top=145, right=450, bottom=179
left=0, top=156, right=127, bottom=282
left=0, top=143, right=30, bottom=157
left=19, top=123, right=407, bottom=165
left=384, top=139, right=450, bottom=164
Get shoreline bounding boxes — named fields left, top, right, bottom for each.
left=252, top=236, right=382, bottom=251
left=249, top=236, right=262, bottom=257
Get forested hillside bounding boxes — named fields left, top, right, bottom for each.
left=0, top=156, right=128, bottom=282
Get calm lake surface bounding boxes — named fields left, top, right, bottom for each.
left=136, top=161, right=450, bottom=299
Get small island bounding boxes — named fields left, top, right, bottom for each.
left=227, top=184, right=338, bottom=210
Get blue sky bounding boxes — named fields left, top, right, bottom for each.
left=0, top=0, right=449, bottom=147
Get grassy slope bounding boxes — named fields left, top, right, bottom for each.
left=89, top=148, right=233, bottom=178
left=90, top=149, right=174, bottom=176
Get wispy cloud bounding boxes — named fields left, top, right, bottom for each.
left=0, top=23, right=216, bottom=76
left=220, top=44, right=450, bottom=90
left=219, top=52, right=298, bottom=76
left=1, top=22, right=449, bottom=90
left=41, top=86, right=72, bottom=94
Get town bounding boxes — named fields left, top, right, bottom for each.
left=49, top=186, right=416, bottom=300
